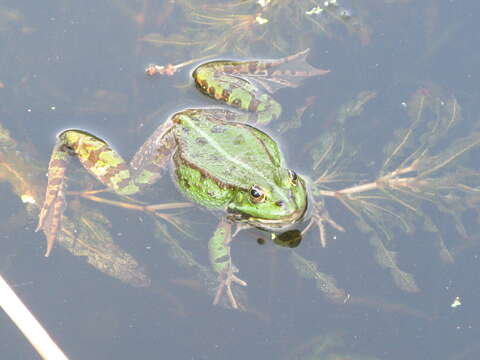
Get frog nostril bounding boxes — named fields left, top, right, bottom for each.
left=276, top=200, right=285, bottom=207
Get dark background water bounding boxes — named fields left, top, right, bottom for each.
left=1, top=0, right=479, bottom=359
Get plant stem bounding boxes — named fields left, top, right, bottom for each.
left=0, top=274, right=69, bottom=360
left=317, top=166, right=418, bottom=197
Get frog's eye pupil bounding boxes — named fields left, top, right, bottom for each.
left=250, top=185, right=265, bottom=203
left=288, top=169, right=298, bottom=181
left=251, top=188, right=261, bottom=198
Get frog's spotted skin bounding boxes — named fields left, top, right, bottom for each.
left=192, top=48, right=329, bottom=124
left=171, top=109, right=308, bottom=224
left=37, top=49, right=328, bottom=308
left=193, top=64, right=282, bottom=124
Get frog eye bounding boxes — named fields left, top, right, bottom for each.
left=250, top=185, right=266, bottom=203
left=288, top=169, right=298, bottom=185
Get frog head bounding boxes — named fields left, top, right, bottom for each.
left=227, top=168, right=308, bottom=229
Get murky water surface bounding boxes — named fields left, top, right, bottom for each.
left=1, top=1, right=479, bottom=359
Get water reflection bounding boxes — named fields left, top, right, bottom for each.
left=273, top=229, right=303, bottom=248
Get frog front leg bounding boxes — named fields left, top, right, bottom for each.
left=37, top=120, right=176, bottom=256
left=209, top=219, right=247, bottom=309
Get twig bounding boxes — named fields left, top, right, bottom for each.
left=316, top=165, right=419, bottom=198
left=0, top=273, right=69, bottom=360
left=79, top=193, right=193, bottom=213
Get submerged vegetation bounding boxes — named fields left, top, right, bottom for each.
left=1, top=0, right=479, bottom=357
left=300, top=84, right=480, bottom=295
left=0, top=123, right=150, bottom=286
left=141, top=0, right=371, bottom=57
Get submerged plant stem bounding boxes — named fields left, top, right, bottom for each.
left=0, top=274, right=69, bottom=360
left=317, top=165, right=419, bottom=197
left=80, top=193, right=193, bottom=213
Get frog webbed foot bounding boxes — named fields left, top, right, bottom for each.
left=36, top=189, right=66, bottom=256
left=213, top=264, right=247, bottom=309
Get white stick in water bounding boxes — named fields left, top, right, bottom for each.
left=0, top=274, right=69, bottom=360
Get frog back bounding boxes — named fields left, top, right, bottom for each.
left=171, top=109, right=283, bottom=207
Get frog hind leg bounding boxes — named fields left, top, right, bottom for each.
left=193, top=49, right=328, bottom=125
left=129, top=118, right=176, bottom=187
left=37, top=121, right=176, bottom=256
left=237, top=48, right=330, bottom=93
left=36, top=141, right=69, bottom=256
left=208, top=219, right=247, bottom=309
left=37, top=130, right=139, bottom=256
left=193, top=63, right=281, bottom=125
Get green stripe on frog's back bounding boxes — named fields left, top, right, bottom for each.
left=192, top=61, right=281, bottom=124
left=172, top=110, right=284, bottom=205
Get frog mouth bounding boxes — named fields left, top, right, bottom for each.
left=227, top=200, right=308, bottom=230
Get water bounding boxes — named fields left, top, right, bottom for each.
left=1, top=1, right=479, bottom=359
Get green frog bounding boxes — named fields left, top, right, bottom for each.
left=36, top=49, right=329, bottom=308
